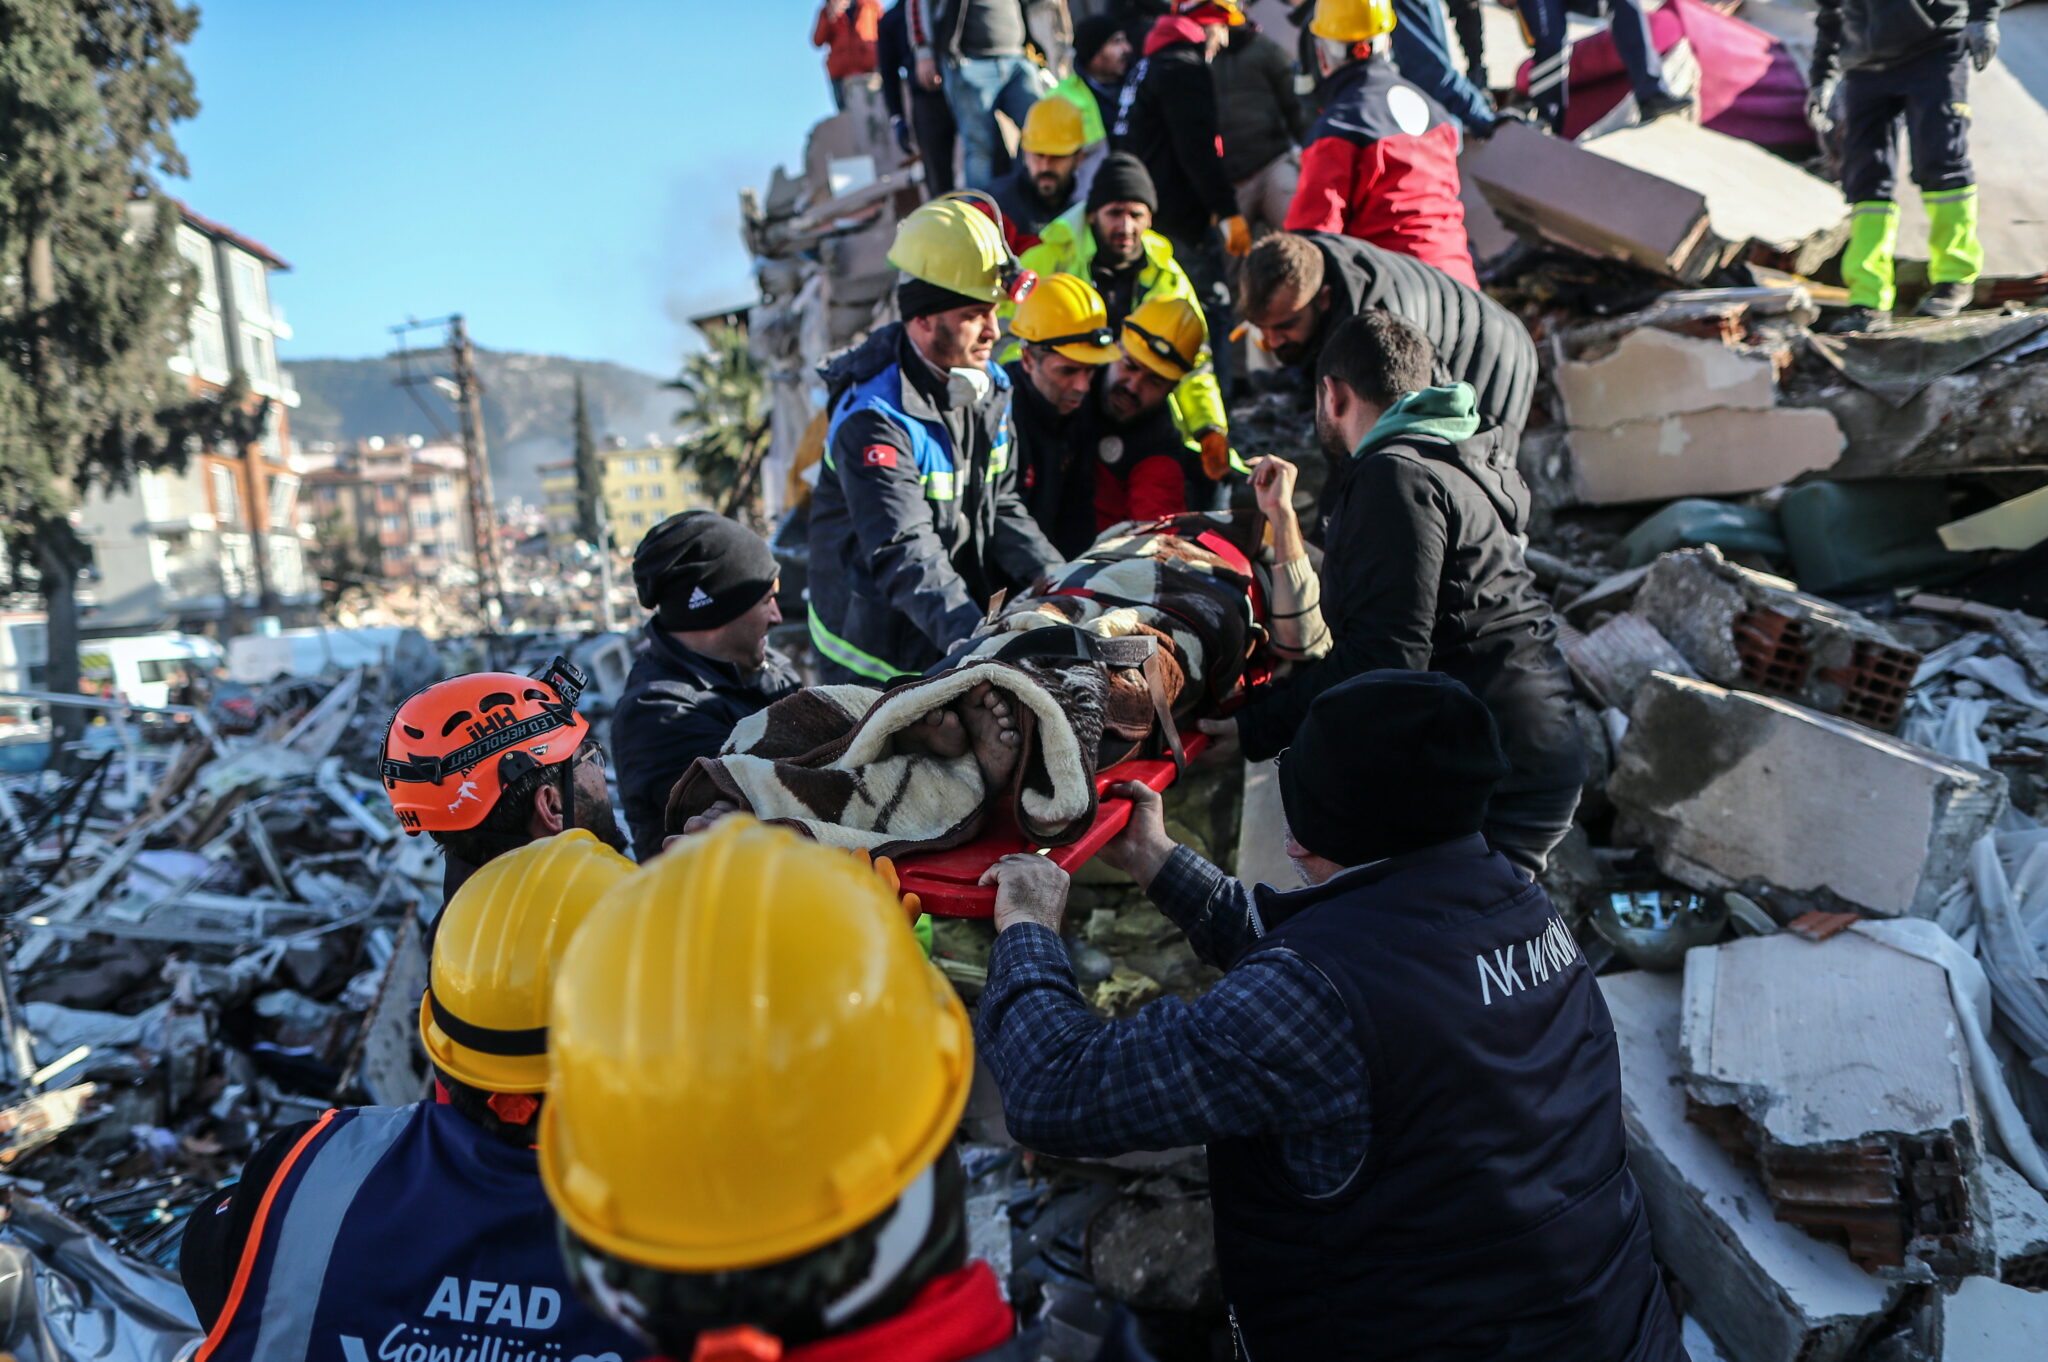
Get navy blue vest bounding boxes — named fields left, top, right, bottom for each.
left=1208, top=838, right=1685, bottom=1361
left=199, top=1102, right=641, bottom=1362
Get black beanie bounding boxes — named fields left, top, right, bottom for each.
left=1277, top=671, right=1510, bottom=867
left=1074, top=15, right=1121, bottom=70
left=898, top=277, right=989, bottom=321
left=1087, top=152, right=1158, bottom=216
left=632, top=511, right=778, bottom=631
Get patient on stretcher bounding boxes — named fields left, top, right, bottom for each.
left=668, top=508, right=1327, bottom=859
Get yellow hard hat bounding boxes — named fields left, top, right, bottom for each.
left=1121, top=295, right=1208, bottom=382
left=1312, top=0, right=1397, bottom=43
left=1011, top=273, right=1120, bottom=365
left=1019, top=96, right=1086, bottom=157
left=419, top=829, right=637, bottom=1094
left=539, top=816, right=973, bottom=1274
left=887, top=195, right=1015, bottom=305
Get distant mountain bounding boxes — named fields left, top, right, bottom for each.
left=288, top=349, right=685, bottom=503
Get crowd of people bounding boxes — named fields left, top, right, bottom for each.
left=170, top=1, right=2015, bottom=1357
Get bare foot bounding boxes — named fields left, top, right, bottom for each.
left=892, top=707, right=970, bottom=759
left=958, top=682, right=1024, bottom=789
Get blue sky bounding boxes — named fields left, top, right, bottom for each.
left=172, top=1, right=833, bottom=377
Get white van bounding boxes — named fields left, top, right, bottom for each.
left=78, top=632, right=224, bottom=709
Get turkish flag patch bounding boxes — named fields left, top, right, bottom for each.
left=862, top=445, right=897, bottom=469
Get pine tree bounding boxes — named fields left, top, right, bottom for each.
left=571, top=376, right=606, bottom=548
left=671, top=325, right=770, bottom=524
left=0, top=1, right=238, bottom=757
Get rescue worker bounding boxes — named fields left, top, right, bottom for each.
left=1238, top=228, right=1538, bottom=440
left=1210, top=311, right=1584, bottom=876
left=611, top=510, right=801, bottom=862
left=1004, top=272, right=1122, bottom=557
left=381, top=660, right=625, bottom=905
left=1810, top=0, right=2001, bottom=328
left=1113, top=0, right=1253, bottom=402
left=180, top=832, right=644, bottom=1362
left=1084, top=296, right=1218, bottom=529
left=809, top=194, right=1062, bottom=684
left=540, top=817, right=1037, bottom=1361
left=978, top=671, right=1687, bottom=1362
left=1018, top=153, right=1234, bottom=489
left=1048, top=14, right=1131, bottom=168
left=1516, top=0, right=1692, bottom=135
left=988, top=97, right=1086, bottom=253
left=1287, top=0, right=1477, bottom=289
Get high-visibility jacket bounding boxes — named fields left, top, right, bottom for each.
left=1010, top=207, right=1229, bottom=446
left=195, top=1102, right=639, bottom=1362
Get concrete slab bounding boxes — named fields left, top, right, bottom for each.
left=1562, top=612, right=1698, bottom=710
left=1609, top=673, right=2005, bottom=917
left=1567, top=405, right=1843, bottom=504
left=1980, top=1151, right=2048, bottom=1289
left=1601, top=970, right=1899, bottom=1362
left=1939, top=1276, right=2048, bottom=1360
left=1557, top=327, right=1779, bottom=429
left=1940, top=483, right=2048, bottom=553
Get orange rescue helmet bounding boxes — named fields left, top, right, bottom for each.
left=381, top=659, right=589, bottom=835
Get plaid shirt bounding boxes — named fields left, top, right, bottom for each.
left=976, top=848, right=1372, bottom=1196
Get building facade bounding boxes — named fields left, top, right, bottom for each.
left=302, top=438, right=473, bottom=582
left=74, top=203, right=316, bottom=635
left=540, top=443, right=706, bottom=548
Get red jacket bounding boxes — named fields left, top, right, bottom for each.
left=1285, top=58, right=1477, bottom=288
left=1095, top=452, right=1187, bottom=531
left=813, top=0, right=883, bottom=80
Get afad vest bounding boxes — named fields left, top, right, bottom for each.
left=1207, top=838, right=1686, bottom=1362
left=198, top=1102, right=642, bottom=1362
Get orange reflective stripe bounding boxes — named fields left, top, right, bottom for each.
left=196, top=1109, right=338, bottom=1361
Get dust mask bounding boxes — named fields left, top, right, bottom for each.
left=947, top=366, right=993, bottom=407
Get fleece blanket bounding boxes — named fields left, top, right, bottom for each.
left=667, top=512, right=1263, bottom=856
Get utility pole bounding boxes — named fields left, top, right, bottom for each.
left=595, top=498, right=619, bottom=634
left=390, top=315, right=505, bottom=630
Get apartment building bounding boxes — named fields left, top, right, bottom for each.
left=302, top=438, right=473, bottom=581
left=539, top=442, right=706, bottom=548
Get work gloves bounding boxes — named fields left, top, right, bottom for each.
left=1199, top=429, right=1231, bottom=483
left=1966, top=19, right=1999, bottom=71
left=1805, top=73, right=1838, bottom=140
left=1222, top=214, right=1252, bottom=258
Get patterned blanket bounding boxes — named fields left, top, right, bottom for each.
left=666, top=512, right=1264, bottom=856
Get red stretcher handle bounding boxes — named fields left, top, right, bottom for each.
left=897, top=733, right=1212, bottom=919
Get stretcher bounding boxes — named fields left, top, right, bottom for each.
left=895, top=732, right=1213, bottom=918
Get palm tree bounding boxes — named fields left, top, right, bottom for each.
left=670, top=325, right=770, bottom=525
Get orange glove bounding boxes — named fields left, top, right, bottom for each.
left=1199, top=428, right=1231, bottom=482
left=851, top=847, right=924, bottom=921
left=1222, top=214, right=1252, bottom=257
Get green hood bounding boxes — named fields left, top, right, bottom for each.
left=1354, top=383, right=1481, bottom=458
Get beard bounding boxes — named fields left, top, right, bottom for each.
left=1315, top=405, right=1348, bottom=460
left=577, top=798, right=630, bottom=855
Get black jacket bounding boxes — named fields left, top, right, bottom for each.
left=1305, top=231, right=1537, bottom=439
left=1814, top=0, right=1996, bottom=75
left=1237, top=411, right=1582, bottom=798
left=1215, top=27, right=1307, bottom=183
left=989, top=162, right=1073, bottom=249
left=611, top=623, right=801, bottom=860
left=1112, top=39, right=1239, bottom=244
left=809, top=325, right=1060, bottom=682
left=1005, top=359, right=1094, bottom=560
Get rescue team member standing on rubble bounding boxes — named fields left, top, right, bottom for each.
left=1215, top=312, right=1583, bottom=876
left=381, top=660, right=625, bottom=904
left=809, top=195, right=1062, bottom=684
left=1085, top=296, right=1218, bottom=527
left=541, top=818, right=1052, bottom=1362
left=611, top=510, right=800, bottom=862
left=1018, top=153, right=1234, bottom=493
left=1005, top=272, right=1122, bottom=557
left=1809, top=0, right=2000, bottom=329
left=1238, top=229, right=1537, bottom=440
left=979, top=672, right=1687, bottom=1362
left=1286, top=0, right=1476, bottom=289
left=181, top=833, right=643, bottom=1362
left=988, top=97, right=1087, bottom=253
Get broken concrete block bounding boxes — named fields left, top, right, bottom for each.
left=1782, top=359, right=2048, bottom=481
left=1940, top=483, right=2048, bottom=553
left=1681, top=932, right=1992, bottom=1276
left=1562, top=612, right=1698, bottom=710
left=1981, top=1152, right=2048, bottom=1289
left=1939, top=1276, right=2048, bottom=1358
left=1634, top=546, right=1922, bottom=731
left=1579, top=120, right=1850, bottom=276
left=1567, top=406, right=1844, bottom=505
left=1601, top=971, right=1900, bottom=1362
left=1610, top=673, right=2005, bottom=918
left=1557, top=327, right=1778, bottom=429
